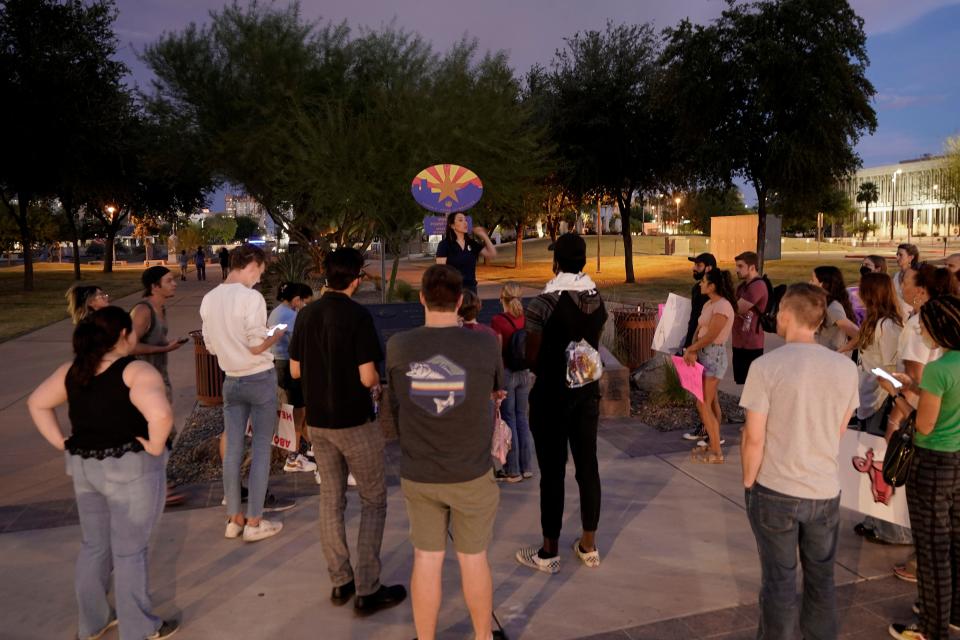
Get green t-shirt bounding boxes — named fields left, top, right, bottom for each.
left=915, top=350, right=960, bottom=452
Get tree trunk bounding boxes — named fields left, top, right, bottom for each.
left=145, top=236, right=153, bottom=261
left=756, top=188, right=768, bottom=272
left=103, top=228, right=116, bottom=273
left=616, top=192, right=636, bottom=284
left=16, top=193, right=34, bottom=291
left=388, top=251, right=401, bottom=301
left=866, top=202, right=872, bottom=227
left=515, top=223, right=524, bottom=269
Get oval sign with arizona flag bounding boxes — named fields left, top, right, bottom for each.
left=410, top=164, right=483, bottom=213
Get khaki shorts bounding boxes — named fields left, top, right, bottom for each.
left=401, top=470, right=499, bottom=554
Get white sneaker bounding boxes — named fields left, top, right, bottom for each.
left=242, top=519, right=283, bottom=542
left=314, top=471, right=358, bottom=486
left=224, top=520, right=244, bottom=539
left=516, top=546, right=560, bottom=574
left=284, top=454, right=317, bottom=473
left=572, top=538, right=601, bottom=568
left=696, top=437, right=726, bottom=448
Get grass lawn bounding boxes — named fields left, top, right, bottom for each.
left=477, top=237, right=867, bottom=306
left=0, top=265, right=145, bottom=343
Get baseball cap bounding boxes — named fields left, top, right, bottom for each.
left=688, top=252, right=717, bottom=268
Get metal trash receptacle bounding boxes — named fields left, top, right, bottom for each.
left=612, top=305, right=657, bottom=370
left=191, top=330, right=225, bottom=406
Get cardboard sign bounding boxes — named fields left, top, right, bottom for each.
left=245, top=403, right=297, bottom=452
left=838, top=429, right=910, bottom=528
left=653, top=293, right=692, bottom=354
left=671, top=355, right=705, bottom=404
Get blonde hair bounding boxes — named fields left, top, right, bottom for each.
left=500, top=282, right=523, bottom=318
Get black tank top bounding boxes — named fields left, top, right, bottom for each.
left=65, top=356, right=149, bottom=458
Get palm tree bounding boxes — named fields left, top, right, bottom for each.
left=856, top=181, right=880, bottom=226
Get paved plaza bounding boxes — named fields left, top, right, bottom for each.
left=0, top=271, right=917, bottom=639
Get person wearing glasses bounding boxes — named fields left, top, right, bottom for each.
left=66, top=285, right=111, bottom=324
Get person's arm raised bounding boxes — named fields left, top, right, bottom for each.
left=27, top=363, right=71, bottom=451
left=126, top=361, right=174, bottom=455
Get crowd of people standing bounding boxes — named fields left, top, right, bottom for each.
left=28, top=238, right=960, bottom=640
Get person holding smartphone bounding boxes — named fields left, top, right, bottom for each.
left=27, top=307, right=180, bottom=639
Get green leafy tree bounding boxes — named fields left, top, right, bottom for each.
left=0, top=0, right=128, bottom=288
left=856, top=181, right=879, bottom=227
left=538, top=22, right=673, bottom=283
left=684, top=188, right=746, bottom=234
left=943, top=136, right=960, bottom=237
left=203, top=215, right=238, bottom=245
left=233, top=215, right=262, bottom=241
left=662, top=0, right=877, bottom=268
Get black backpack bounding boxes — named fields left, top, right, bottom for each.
left=758, top=275, right=787, bottom=334
left=500, top=314, right=531, bottom=371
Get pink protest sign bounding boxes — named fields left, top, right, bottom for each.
left=671, top=355, right=705, bottom=404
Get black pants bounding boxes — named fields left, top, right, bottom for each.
left=907, top=447, right=960, bottom=639
left=529, top=387, right=601, bottom=540
left=732, top=347, right=764, bottom=384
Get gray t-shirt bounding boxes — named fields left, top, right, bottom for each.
left=816, top=300, right=849, bottom=351
left=387, top=326, right=504, bottom=484
left=740, top=342, right=859, bottom=500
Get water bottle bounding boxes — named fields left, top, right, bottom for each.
left=742, top=310, right=753, bottom=332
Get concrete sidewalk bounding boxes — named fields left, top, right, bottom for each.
left=0, top=266, right=915, bottom=640
left=0, top=275, right=218, bottom=508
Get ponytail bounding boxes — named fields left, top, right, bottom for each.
left=65, top=285, right=100, bottom=325
left=277, top=281, right=312, bottom=302
left=67, top=307, right=131, bottom=387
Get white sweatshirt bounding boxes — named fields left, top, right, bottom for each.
left=200, top=283, right=274, bottom=378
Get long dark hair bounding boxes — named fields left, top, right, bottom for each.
left=444, top=212, right=477, bottom=249
left=68, top=306, right=131, bottom=387
left=814, top=265, right=856, bottom=322
left=857, top=272, right=903, bottom=350
left=704, top=269, right=737, bottom=311
left=914, top=264, right=960, bottom=300
left=920, top=295, right=960, bottom=351
left=897, top=243, right=920, bottom=269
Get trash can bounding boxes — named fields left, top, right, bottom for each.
left=612, top=305, right=657, bottom=370
left=191, top=330, right=225, bottom=406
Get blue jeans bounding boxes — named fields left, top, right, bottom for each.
left=68, top=450, right=167, bottom=640
left=502, top=368, right=533, bottom=476
left=746, top=484, right=840, bottom=640
left=223, top=368, right=278, bottom=519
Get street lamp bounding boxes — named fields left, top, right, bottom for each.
left=889, top=169, right=902, bottom=241
left=674, top=197, right=681, bottom=234
left=105, top=205, right=117, bottom=264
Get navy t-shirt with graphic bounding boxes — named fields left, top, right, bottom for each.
left=386, top=326, right=503, bottom=483
left=436, top=238, right=482, bottom=291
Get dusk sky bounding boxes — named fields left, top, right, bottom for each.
left=112, top=0, right=960, bottom=209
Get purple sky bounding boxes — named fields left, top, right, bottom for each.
left=113, top=0, right=960, bottom=208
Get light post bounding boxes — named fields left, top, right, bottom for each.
left=933, top=184, right=940, bottom=236
left=105, top=205, right=117, bottom=264
left=889, top=169, right=902, bottom=241
left=674, top=197, right=681, bottom=235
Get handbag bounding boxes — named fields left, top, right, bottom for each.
left=882, top=409, right=917, bottom=487
left=490, top=399, right=513, bottom=466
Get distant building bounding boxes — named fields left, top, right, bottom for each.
left=225, top=193, right=269, bottom=228
left=840, top=154, right=958, bottom=239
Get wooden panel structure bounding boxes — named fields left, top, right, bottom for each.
left=710, top=214, right=782, bottom=263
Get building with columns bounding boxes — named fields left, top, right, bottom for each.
left=840, top=154, right=958, bottom=239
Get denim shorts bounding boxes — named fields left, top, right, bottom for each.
left=698, top=344, right=728, bottom=379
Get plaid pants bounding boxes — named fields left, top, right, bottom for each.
left=907, top=446, right=960, bottom=639
left=308, top=422, right=387, bottom=597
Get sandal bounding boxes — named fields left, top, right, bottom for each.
left=690, top=447, right=724, bottom=464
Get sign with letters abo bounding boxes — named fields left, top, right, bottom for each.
left=839, top=429, right=910, bottom=528
left=245, top=403, right=297, bottom=452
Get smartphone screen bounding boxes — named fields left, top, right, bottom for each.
left=266, top=323, right=288, bottom=337
left=872, top=367, right=903, bottom=389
